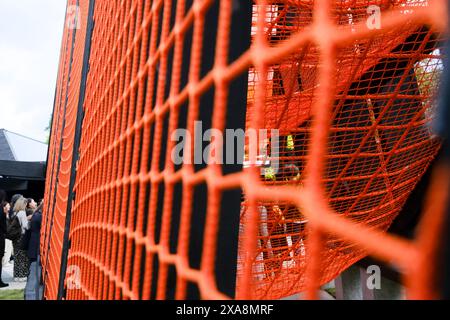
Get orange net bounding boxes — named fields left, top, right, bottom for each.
left=239, top=0, right=445, bottom=299
left=42, top=0, right=448, bottom=300
left=41, top=0, right=91, bottom=299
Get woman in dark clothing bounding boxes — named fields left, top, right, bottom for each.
left=0, top=201, right=10, bottom=287
left=7, top=194, right=23, bottom=266
left=10, top=197, right=30, bottom=280
left=26, top=204, right=41, bottom=263
left=25, top=201, right=43, bottom=299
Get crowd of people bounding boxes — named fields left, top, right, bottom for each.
left=0, top=189, right=42, bottom=299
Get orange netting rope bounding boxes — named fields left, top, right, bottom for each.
left=41, top=0, right=448, bottom=300
left=41, top=0, right=90, bottom=299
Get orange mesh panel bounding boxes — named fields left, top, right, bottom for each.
left=41, top=10, right=76, bottom=276
left=42, top=0, right=448, bottom=300
left=41, top=0, right=91, bottom=300
left=42, top=7, right=76, bottom=264
left=238, top=0, right=445, bottom=299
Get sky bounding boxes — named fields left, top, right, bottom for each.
left=0, top=0, right=67, bottom=143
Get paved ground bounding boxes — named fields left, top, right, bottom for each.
left=0, top=261, right=26, bottom=291
left=282, top=290, right=336, bottom=300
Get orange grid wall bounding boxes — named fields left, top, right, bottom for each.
left=238, top=0, right=445, bottom=299
left=41, top=0, right=92, bottom=300
left=42, top=0, right=448, bottom=300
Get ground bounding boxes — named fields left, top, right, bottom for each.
left=0, top=262, right=25, bottom=300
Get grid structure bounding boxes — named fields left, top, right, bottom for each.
left=41, top=0, right=91, bottom=300
left=42, top=0, right=448, bottom=300
left=239, top=0, right=445, bottom=299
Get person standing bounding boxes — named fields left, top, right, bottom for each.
left=0, top=200, right=9, bottom=288
left=25, top=200, right=43, bottom=300
left=10, top=197, right=30, bottom=281
left=6, top=194, right=22, bottom=265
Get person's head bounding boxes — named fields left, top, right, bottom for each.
left=1, top=201, right=10, bottom=215
left=10, top=194, right=23, bottom=208
left=26, top=198, right=37, bottom=210
left=13, top=197, right=27, bottom=213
